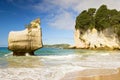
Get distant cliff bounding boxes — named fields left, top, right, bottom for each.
left=44, top=44, right=70, bottom=49
left=74, top=5, right=120, bottom=50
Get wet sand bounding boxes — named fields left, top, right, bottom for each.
left=61, top=68, right=120, bottom=80
left=7, top=56, right=42, bottom=68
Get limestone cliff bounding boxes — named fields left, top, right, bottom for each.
left=8, top=18, right=43, bottom=56
left=74, top=28, right=120, bottom=49
left=74, top=5, right=120, bottom=50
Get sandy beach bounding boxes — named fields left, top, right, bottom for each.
left=62, top=68, right=120, bottom=80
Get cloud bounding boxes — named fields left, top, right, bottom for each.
left=33, top=0, right=120, bottom=12
left=32, top=0, right=79, bottom=13
left=49, top=0, right=79, bottom=9
left=32, top=0, right=77, bottom=30
left=48, top=11, right=75, bottom=30
left=32, top=0, right=55, bottom=13
left=31, top=0, right=120, bottom=30
left=74, top=0, right=120, bottom=13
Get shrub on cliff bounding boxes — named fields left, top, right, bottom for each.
left=75, top=8, right=96, bottom=31
left=75, top=4, right=120, bottom=37
left=95, top=5, right=110, bottom=31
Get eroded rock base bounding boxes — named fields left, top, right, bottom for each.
left=13, top=51, right=34, bottom=56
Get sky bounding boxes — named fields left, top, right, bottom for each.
left=0, top=0, right=120, bottom=47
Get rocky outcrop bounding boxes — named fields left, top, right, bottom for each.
left=8, top=18, right=43, bottom=56
left=74, top=28, right=120, bottom=50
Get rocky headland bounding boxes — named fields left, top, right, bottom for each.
left=8, top=18, right=43, bottom=56
left=73, top=5, right=120, bottom=50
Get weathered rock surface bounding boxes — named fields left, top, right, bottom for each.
left=8, top=18, right=42, bottom=56
left=74, top=28, right=120, bottom=50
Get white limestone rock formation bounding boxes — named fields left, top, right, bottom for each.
left=74, top=28, right=120, bottom=50
left=8, top=18, right=42, bottom=56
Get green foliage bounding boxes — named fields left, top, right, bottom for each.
left=75, top=8, right=96, bottom=31
left=110, top=12, right=120, bottom=25
left=95, top=5, right=110, bottom=31
left=88, top=8, right=96, bottom=16
left=25, top=24, right=31, bottom=28
left=75, top=4, right=120, bottom=37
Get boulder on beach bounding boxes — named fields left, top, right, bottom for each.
left=8, top=18, right=43, bottom=56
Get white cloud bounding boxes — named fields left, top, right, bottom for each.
left=33, top=0, right=120, bottom=12
left=48, top=11, right=75, bottom=30
left=32, top=0, right=77, bottom=30
left=74, top=0, right=120, bottom=13
left=49, top=0, right=79, bottom=9
left=32, top=0, right=120, bottom=30
left=32, top=0, right=55, bottom=12
left=32, top=0, right=79, bottom=12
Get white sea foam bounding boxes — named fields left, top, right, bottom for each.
left=1, top=52, right=120, bottom=80
left=1, top=60, right=120, bottom=80
left=40, top=54, right=80, bottom=59
left=0, top=54, right=86, bottom=80
left=4, top=52, right=13, bottom=57
left=0, top=66, right=85, bottom=80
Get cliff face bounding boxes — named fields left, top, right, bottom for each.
left=8, top=18, right=43, bottom=56
left=74, top=28, right=120, bottom=49
left=74, top=5, right=120, bottom=50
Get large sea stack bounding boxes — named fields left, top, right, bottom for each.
left=74, top=5, right=120, bottom=50
left=8, top=18, right=43, bottom=56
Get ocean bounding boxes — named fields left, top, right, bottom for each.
left=0, top=47, right=120, bottom=80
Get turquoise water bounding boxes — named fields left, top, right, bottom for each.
left=0, top=47, right=95, bottom=57
left=0, top=47, right=11, bottom=57
left=0, top=47, right=75, bottom=57
left=0, top=47, right=120, bottom=57
left=1, top=47, right=120, bottom=68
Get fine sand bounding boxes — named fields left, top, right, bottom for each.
left=61, top=68, right=120, bottom=80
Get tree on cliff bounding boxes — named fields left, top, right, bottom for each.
left=95, top=5, right=110, bottom=31
left=75, top=8, right=96, bottom=31
left=75, top=4, right=120, bottom=37
left=111, top=12, right=120, bottom=38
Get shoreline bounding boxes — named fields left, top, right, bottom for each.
left=67, top=45, right=120, bottom=51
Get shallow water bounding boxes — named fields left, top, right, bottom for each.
left=0, top=47, right=120, bottom=80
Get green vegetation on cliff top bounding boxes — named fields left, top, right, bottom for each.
left=75, top=5, right=120, bottom=37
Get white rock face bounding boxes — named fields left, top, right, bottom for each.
left=8, top=18, right=42, bottom=56
left=74, top=28, right=120, bottom=49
